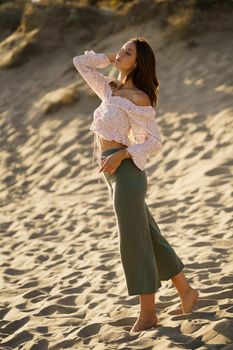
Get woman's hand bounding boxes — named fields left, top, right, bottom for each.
left=99, top=150, right=125, bottom=174
left=104, top=53, right=117, bottom=64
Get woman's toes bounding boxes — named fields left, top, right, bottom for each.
left=181, top=288, right=199, bottom=314
left=130, top=315, right=158, bottom=333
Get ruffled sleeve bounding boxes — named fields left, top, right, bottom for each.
left=125, top=105, right=163, bottom=170
left=73, top=50, right=111, bottom=100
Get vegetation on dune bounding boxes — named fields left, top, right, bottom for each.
left=0, top=1, right=232, bottom=34
left=0, top=0, right=232, bottom=67
left=0, top=1, right=23, bottom=34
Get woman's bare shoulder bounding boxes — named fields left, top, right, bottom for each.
left=132, top=91, right=151, bottom=106
left=110, top=82, right=151, bottom=107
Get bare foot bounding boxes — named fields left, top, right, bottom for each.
left=130, top=314, right=158, bottom=333
left=180, top=287, right=199, bottom=314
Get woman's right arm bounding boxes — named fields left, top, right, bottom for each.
left=73, top=50, right=116, bottom=100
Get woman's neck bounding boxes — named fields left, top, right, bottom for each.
left=116, top=70, right=135, bottom=89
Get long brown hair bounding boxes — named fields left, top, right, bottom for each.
left=118, top=36, right=160, bottom=108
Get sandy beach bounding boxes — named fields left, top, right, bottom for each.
left=0, top=1, right=233, bottom=349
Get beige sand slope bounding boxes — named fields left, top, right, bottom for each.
left=0, top=5, right=233, bottom=350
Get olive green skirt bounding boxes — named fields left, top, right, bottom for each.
left=100, top=147, right=184, bottom=296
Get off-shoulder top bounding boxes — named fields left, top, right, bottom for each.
left=73, top=50, right=162, bottom=172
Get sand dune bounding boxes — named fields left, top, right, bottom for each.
left=0, top=2, right=233, bottom=349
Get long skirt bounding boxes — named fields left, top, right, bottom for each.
left=100, top=147, right=184, bottom=296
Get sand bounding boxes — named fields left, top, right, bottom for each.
left=0, top=10, right=233, bottom=350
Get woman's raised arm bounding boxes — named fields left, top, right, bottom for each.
left=73, top=50, right=116, bottom=100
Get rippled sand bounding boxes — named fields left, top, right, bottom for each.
left=0, top=18, right=233, bottom=350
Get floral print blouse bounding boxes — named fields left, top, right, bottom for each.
left=73, top=50, right=162, bottom=171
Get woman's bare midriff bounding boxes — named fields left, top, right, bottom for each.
left=98, top=134, right=127, bottom=152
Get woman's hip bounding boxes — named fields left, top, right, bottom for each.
left=100, top=147, right=147, bottom=193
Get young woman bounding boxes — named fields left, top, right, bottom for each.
left=73, top=36, right=199, bottom=333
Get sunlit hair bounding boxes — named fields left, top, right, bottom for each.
left=118, top=36, right=160, bottom=109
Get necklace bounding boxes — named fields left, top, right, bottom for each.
left=112, top=87, right=138, bottom=94
left=116, top=87, right=137, bottom=90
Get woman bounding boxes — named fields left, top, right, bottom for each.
left=73, top=36, right=199, bottom=333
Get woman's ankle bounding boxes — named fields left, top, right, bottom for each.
left=178, top=285, right=193, bottom=298
left=138, top=311, right=157, bottom=320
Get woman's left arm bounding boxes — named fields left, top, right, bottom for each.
left=125, top=104, right=163, bottom=170
left=98, top=132, right=162, bottom=174
left=126, top=132, right=162, bottom=170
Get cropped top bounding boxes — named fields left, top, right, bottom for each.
left=73, top=50, right=162, bottom=171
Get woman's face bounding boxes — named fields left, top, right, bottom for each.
left=115, top=41, right=137, bottom=71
